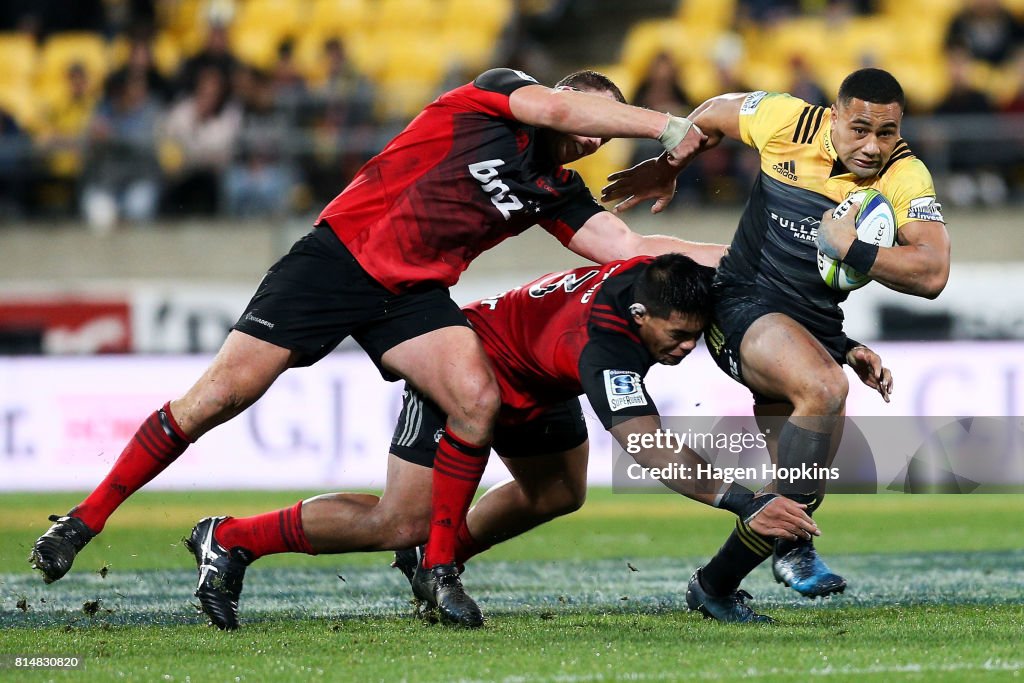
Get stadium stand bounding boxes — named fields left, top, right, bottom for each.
left=0, top=0, right=1020, bottom=220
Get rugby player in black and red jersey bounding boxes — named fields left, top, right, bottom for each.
left=31, top=68, right=720, bottom=625
left=173, top=254, right=887, bottom=630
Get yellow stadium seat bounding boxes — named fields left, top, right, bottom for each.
left=374, top=34, right=446, bottom=120
left=379, top=32, right=446, bottom=83
left=442, top=0, right=512, bottom=33
left=373, top=0, right=442, bottom=33
left=230, top=24, right=280, bottom=70
left=884, top=59, right=949, bottom=112
left=619, top=19, right=690, bottom=84
left=0, top=33, right=37, bottom=88
left=679, top=58, right=722, bottom=105
left=162, top=0, right=203, bottom=40
left=310, top=0, right=372, bottom=37
left=330, top=32, right=378, bottom=80
left=439, top=25, right=498, bottom=73
left=677, top=0, right=736, bottom=30
left=835, top=16, right=900, bottom=68
left=151, top=31, right=185, bottom=77
left=38, top=32, right=110, bottom=93
left=1005, top=0, right=1024, bottom=18
left=567, top=137, right=633, bottom=200
left=756, top=17, right=829, bottom=68
left=0, top=83, right=41, bottom=131
left=233, top=0, right=305, bottom=41
left=879, top=0, right=963, bottom=26
left=294, top=32, right=331, bottom=86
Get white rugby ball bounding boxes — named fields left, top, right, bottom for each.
left=817, top=189, right=896, bottom=291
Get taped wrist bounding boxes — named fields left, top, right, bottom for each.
left=843, top=240, right=879, bottom=274
left=715, top=483, right=759, bottom=521
left=658, top=114, right=694, bottom=153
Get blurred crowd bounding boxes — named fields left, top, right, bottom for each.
left=0, top=1, right=384, bottom=231
left=1, top=0, right=1023, bottom=233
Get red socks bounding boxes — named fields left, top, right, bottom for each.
left=423, top=429, right=489, bottom=568
left=454, top=521, right=492, bottom=566
left=72, top=402, right=191, bottom=532
left=213, top=500, right=314, bottom=560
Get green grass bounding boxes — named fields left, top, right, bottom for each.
left=2, top=607, right=1022, bottom=682
left=1, top=491, right=1022, bottom=681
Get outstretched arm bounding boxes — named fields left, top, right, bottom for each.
left=566, top=211, right=727, bottom=267
left=609, top=414, right=819, bottom=540
left=508, top=84, right=707, bottom=166
left=601, top=92, right=750, bottom=214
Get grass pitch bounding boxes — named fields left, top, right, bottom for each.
left=1, top=491, right=1022, bottom=681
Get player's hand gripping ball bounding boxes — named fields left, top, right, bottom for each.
left=817, top=189, right=896, bottom=291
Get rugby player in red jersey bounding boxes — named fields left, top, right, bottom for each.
left=176, top=254, right=881, bottom=630
left=32, top=68, right=721, bottom=626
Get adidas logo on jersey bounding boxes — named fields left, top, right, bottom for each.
left=772, top=160, right=798, bottom=181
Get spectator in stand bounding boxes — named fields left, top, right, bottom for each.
left=945, top=0, right=1024, bottom=67
left=106, top=35, right=174, bottom=104
left=633, top=51, right=691, bottom=117
left=80, top=71, right=163, bottom=233
left=936, top=49, right=997, bottom=115
left=1001, top=52, right=1024, bottom=112
left=35, top=62, right=99, bottom=211
left=225, top=67, right=298, bottom=218
left=269, top=39, right=308, bottom=120
left=935, top=48, right=1008, bottom=206
left=160, top=65, right=242, bottom=216
left=0, top=106, right=32, bottom=217
left=630, top=51, right=694, bottom=206
left=788, top=56, right=828, bottom=107
left=305, top=37, right=377, bottom=204
left=320, top=37, right=375, bottom=128
left=176, top=21, right=239, bottom=98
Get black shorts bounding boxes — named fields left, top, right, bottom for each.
left=233, top=225, right=470, bottom=378
left=704, top=295, right=846, bottom=405
left=390, top=386, right=589, bottom=466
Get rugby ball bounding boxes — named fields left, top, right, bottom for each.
left=817, top=189, right=896, bottom=291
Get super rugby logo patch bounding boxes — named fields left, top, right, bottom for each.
left=603, top=370, right=647, bottom=411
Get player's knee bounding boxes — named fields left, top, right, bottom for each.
left=447, top=373, right=501, bottom=433
left=536, top=483, right=586, bottom=518
left=802, top=371, right=848, bottom=415
left=381, top=513, right=430, bottom=549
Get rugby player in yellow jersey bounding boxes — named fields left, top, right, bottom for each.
left=603, top=68, right=949, bottom=622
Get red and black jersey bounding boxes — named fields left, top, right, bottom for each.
left=463, top=256, right=660, bottom=428
left=317, top=69, right=605, bottom=293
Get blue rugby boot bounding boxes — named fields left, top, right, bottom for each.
left=772, top=538, right=846, bottom=598
left=685, top=569, right=774, bottom=624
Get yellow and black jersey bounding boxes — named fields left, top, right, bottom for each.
left=715, top=91, right=944, bottom=340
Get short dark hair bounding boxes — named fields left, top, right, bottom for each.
left=631, top=253, right=715, bottom=320
left=837, top=68, right=905, bottom=111
left=555, top=70, right=626, bottom=104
